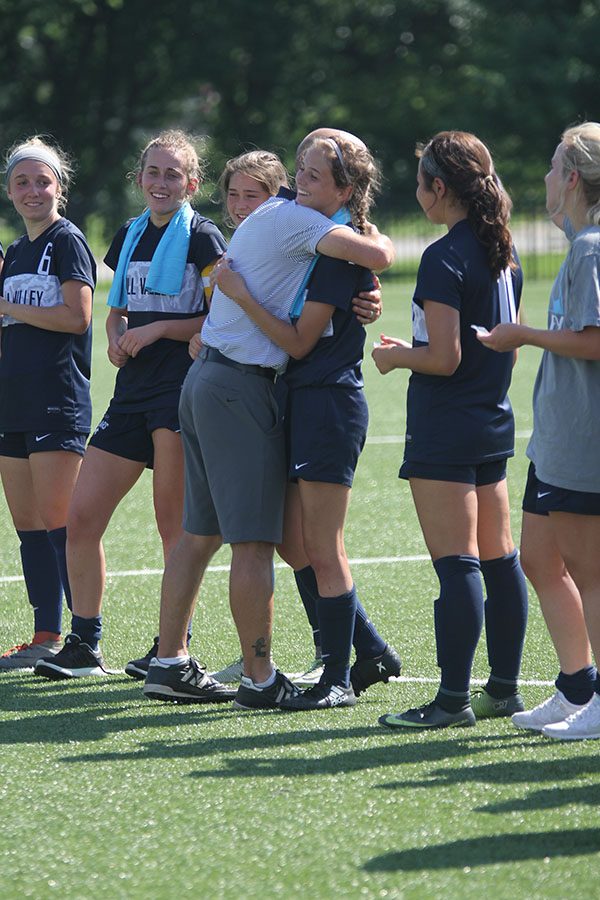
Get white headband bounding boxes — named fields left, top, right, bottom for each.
left=6, top=147, right=63, bottom=185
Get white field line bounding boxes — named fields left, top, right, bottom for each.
left=0, top=554, right=431, bottom=583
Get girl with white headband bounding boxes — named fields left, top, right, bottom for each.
left=0, top=136, right=96, bottom=671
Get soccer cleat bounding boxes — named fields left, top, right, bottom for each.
left=211, top=656, right=244, bottom=684
left=125, top=636, right=159, bottom=680
left=33, top=633, right=110, bottom=679
left=291, top=656, right=324, bottom=687
left=280, top=679, right=356, bottom=710
left=470, top=688, right=524, bottom=719
left=378, top=700, right=476, bottom=730
left=143, top=656, right=237, bottom=703
left=0, top=636, right=61, bottom=671
left=350, top=644, right=402, bottom=696
left=233, top=669, right=300, bottom=710
left=511, top=690, right=585, bottom=732
left=542, top=693, right=600, bottom=741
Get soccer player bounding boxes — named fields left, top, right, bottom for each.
left=374, top=131, right=528, bottom=730
left=34, top=131, right=228, bottom=692
left=480, top=122, right=600, bottom=740
left=211, top=133, right=401, bottom=709
left=142, top=129, right=394, bottom=709
left=0, top=137, right=95, bottom=670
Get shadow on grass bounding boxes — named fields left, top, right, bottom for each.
left=477, top=782, right=600, bottom=813
left=375, top=753, right=600, bottom=791
left=363, top=828, right=600, bottom=871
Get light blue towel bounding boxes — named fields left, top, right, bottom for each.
left=288, top=206, right=352, bottom=323
left=107, top=201, right=194, bottom=308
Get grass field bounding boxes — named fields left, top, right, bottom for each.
left=1, top=278, right=599, bottom=899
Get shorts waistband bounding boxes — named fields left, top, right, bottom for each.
left=203, top=347, right=277, bottom=381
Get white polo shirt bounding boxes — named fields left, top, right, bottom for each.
left=201, top=196, right=339, bottom=369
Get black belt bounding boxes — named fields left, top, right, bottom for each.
left=204, top=347, right=277, bottom=381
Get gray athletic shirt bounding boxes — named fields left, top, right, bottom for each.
left=527, top=218, right=600, bottom=491
left=201, top=197, right=337, bottom=369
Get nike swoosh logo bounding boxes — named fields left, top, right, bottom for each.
left=294, top=462, right=309, bottom=470
left=35, top=434, right=51, bottom=442
left=537, top=491, right=551, bottom=499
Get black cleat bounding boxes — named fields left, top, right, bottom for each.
left=125, top=636, right=159, bottom=680
left=350, top=644, right=402, bottom=696
left=34, top=633, right=111, bottom=680
left=232, top=669, right=300, bottom=710
left=280, top=679, right=356, bottom=710
left=379, top=700, right=476, bottom=730
left=143, top=656, right=237, bottom=703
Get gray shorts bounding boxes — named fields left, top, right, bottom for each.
left=179, top=355, right=286, bottom=544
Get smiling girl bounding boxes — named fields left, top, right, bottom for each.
left=34, top=130, right=227, bottom=680
left=0, top=137, right=96, bottom=670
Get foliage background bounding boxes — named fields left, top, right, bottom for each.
left=0, top=0, right=598, bottom=238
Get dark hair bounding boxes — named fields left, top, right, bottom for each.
left=417, top=131, right=515, bottom=277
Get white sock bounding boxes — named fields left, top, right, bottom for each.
left=155, top=655, right=190, bottom=666
left=253, top=668, right=276, bottom=688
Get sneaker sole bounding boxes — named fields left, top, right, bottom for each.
left=143, top=684, right=235, bottom=704
left=542, top=728, right=600, bottom=741
left=511, top=720, right=547, bottom=732
left=231, top=697, right=281, bottom=711
left=378, top=713, right=476, bottom=730
left=34, top=663, right=110, bottom=680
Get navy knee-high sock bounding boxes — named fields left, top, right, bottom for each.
left=353, top=595, right=387, bottom=660
left=317, top=587, right=357, bottom=688
left=433, top=555, right=483, bottom=704
left=294, top=566, right=321, bottom=655
left=47, top=527, right=72, bottom=611
left=480, top=549, right=528, bottom=697
left=71, top=614, right=102, bottom=651
left=17, top=529, right=63, bottom=635
left=296, top=565, right=386, bottom=660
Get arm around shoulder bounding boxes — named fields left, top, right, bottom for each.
left=316, top=223, right=395, bottom=272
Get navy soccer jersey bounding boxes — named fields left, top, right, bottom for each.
left=404, top=219, right=522, bottom=465
left=104, top=212, right=226, bottom=413
left=0, top=218, right=96, bottom=432
left=283, top=254, right=374, bottom=389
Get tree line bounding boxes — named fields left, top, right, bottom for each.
left=0, top=0, right=597, bottom=235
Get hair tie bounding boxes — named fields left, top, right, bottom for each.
left=483, top=173, right=495, bottom=186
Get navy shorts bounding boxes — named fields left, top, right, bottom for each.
left=0, top=430, right=88, bottom=459
left=522, top=461, right=600, bottom=516
left=399, top=457, right=507, bottom=486
left=286, top=386, right=368, bottom=488
left=88, top=407, right=180, bottom=469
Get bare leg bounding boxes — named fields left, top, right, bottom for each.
left=409, top=478, right=478, bottom=559
left=521, top=511, right=592, bottom=673
left=157, top=531, right=222, bottom=658
left=476, top=479, right=515, bottom=561
left=151, top=428, right=185, bottom=563
left=298, top=480, right=352, bottom=596
left=549, top=511, right=600, bottom=667
left=229, top=541, right=275, bottom=683
left=66, top=447, right=144, bottom=618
